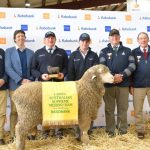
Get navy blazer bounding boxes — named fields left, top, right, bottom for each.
left=5, top=46, right=34, bottom=90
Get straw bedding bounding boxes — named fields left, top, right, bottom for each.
left=1, top=123, right=150, bottom=150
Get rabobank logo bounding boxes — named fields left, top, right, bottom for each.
left=99, top=39, right=109, bottom=43
left=0, top=12, right=6, bottom=18
left=78, top=26, right=96, bottom=31
left=147, top=26, right=150, bottom=32
left=25, top=38, right=35, bottom=43
left=125, top=15, right=132, bottom=21
left=36, top=26, right=56, bottom=30
left=0, top=26, right=13, bottom=30
left=65, top=50, right=72, bottom=56
left=84, top=14, right=91, bottom=20
left=43, top=13, right=50, bottom=19
left=0, top=38, right=6, bottom=44
left=58, top=14, right=77, bottom=19
left=58, top=38, right=78, bottom=43
left=64, top=25, right=70, bottom=31
left=126, top=38, right=133, bottom=44
left=105, top=26, right=111, bottom=32
left=98, top=16, right=116, bottom=20
left=139, top=16, right=150, bottom=20
left=121, top=27, right=136, bottom=31
left=14, top=13, right=34, bottom=18
left=21, top=25, right=28, bottom=31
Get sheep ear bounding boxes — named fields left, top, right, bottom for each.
left=92, top=75, right=96, bottom=80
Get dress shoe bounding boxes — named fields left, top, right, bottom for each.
left=49, top=129, right=55, bottom=137
left=0, top=139, right=5, bottom=145
left=118, top=130, right=127, bottom=135
left=27, top=135, right=36, bottom=140
left=137, top=132, right=144, bottom=139
left=56, top=129, right=63, bottom=139
left=42, top=130, right=50, bottom=139
left=107, top=131, right=116, bottom=138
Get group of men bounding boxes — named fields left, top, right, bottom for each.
left=0, top=28, right=150, bottom=145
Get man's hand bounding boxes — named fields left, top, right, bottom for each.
left=41, top=74, right=50, bottom=81
left=21, top=79, right=32, bottom=85
left=114, top=74, right=123, bottom=84
left=0, top=79, right=5, bottom=87
left=57, top=73, right=64, bottom=80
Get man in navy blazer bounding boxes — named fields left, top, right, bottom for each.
left=5, top=30, right=34, bottom=141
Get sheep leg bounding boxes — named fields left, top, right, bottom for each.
left=15, top=122, right=27, bottom=150
left=79, top=117, right=91, bottom=144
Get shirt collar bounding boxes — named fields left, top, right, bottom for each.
left=79, top=48, right=89, bottom=59
left=140, top=46, right=148, bottom=53
left=15, top=44, right=26, bottom=52
left=111, top=44, right=120, bottom=49
left=45, top=45, right=56, bottom=53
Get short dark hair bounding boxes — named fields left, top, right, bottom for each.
left=13, top=30, right=26, bottom=42
left=137, top=32, right=149, bottom=39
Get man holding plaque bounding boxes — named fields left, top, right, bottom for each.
left=31, top=31, right=68, bottom=138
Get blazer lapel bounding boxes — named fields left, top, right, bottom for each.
left=13, top=47, right=22, bottom=72
left=26, top=49, right=31, bottom=69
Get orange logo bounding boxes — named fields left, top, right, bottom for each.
left=126, top=38, right=133, bottom=44
left=0, top=12, right=6, bottom=18
left=125, top=15, right=132, bottom=21
left=43, top=13, right=50, bottom=19
left=0, top=38, right=6, bottom=44
left=131, top=110, right=135, bottom=116
left=84, top=14, right=91, bottom=20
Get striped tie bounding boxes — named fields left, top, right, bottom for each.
left=48, top=48, right=52, bottom=54
left=113, top=46, right=118, bottom=53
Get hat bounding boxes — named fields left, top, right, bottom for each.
left=45, top=31, right=56, bottom=38
left=79, top=33, right=90, bottom=41
left=109, top=29, right=120, bottom=36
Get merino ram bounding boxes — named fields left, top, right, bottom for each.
left=12, top=64, right=114, bottom=150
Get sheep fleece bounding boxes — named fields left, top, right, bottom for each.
left=13, top=65, right=108, bottom=150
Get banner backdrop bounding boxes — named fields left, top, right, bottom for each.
left=0, top=8, right=150, bottom=129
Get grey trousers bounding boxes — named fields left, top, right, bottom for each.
left=103, top=86, right=129, bottom=133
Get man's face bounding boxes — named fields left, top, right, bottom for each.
left=109, top=34, right=120, bottom=45
left=137, top=33, right=149, bottom=48
left=14, top=32, right=26, bottom=46
left=79, top=40, right=90, bottom=51
left=44, top=36, right=56, bottom=48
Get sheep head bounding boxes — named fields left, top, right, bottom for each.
left=84, top=64, right=114, bottom=84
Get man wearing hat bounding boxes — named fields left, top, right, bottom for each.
left=67, top=33, right=99, bottom=140
left=31, top=31, right=68, bottom=82
left=31, top=31, right=68, bottom=138
left=67, top=33, right=99, bottom=81
left=99, top=29, right=136, bottom=137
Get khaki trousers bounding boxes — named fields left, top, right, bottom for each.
left=0, top=90, right=7, bottom=139
left=9, top=90, right=18, bottom=137
left=104, top=86, right=129, bottom=133
left=133, top=88, right=150, bottom=133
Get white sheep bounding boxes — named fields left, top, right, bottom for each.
left=12, top=64, right=114, bottom=150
